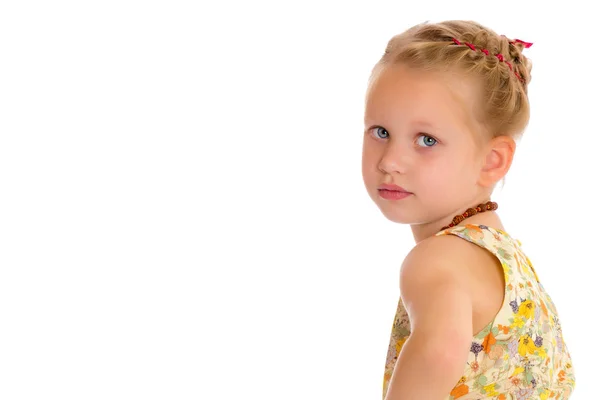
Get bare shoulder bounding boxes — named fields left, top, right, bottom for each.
left=400, top=233, right=504, bottom=334
left=400, top=234, right=479, bottom=286
left=399, top=234, right=478, bottom=338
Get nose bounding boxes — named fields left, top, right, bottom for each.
left=378, top=143, right=410, bottom=174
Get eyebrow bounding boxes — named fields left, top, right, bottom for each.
left=363, top=118, right=438, bottom=130
left=409, top=119, right=432, bottom=126
left=413, top=120, right=438, bottom=130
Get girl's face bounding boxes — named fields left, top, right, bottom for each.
left=362, top=64, right=488, bottom=228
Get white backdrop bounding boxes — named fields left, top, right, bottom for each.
left=1, top=1, right=597, bottom=399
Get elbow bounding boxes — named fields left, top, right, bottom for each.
left=384, top=333, right=471, bottom=400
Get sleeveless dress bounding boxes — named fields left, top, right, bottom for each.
left=382, top=224, right=575, bottom=400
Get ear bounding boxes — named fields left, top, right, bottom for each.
left=478, top=136, right=516, bottom=188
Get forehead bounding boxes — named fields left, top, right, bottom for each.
left=364, top=64, right=481, bottom=133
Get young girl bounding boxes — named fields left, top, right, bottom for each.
left=362, top=21, right=575, bottom=399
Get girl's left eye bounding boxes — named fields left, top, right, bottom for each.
left=416, top=135, right=437, bottom=147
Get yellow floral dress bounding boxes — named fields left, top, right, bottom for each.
left=382, top=224, right=575, bottom=400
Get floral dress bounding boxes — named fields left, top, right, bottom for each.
left=382, top=224, right=575, bottom=400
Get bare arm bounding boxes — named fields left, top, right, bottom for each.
left=384, top=238, right=474, bottom=400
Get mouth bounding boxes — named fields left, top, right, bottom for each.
left=378, top=184, right=411, bottom=193
left=377, top=187, right=413, bottom=200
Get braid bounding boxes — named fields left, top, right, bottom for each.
left=506, top=38, right=533, bottom=87
left=451, top=37, right=528, bottom=85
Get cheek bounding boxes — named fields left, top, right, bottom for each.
left=431, top=156, right=479, bottom=190
left=361, top=143, right=379, bottom=172
left=418, top=154, right=470, bottom=187
left=361, top=159, right=376, bottom=188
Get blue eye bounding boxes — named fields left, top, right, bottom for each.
left=373, top=127, right=389, bottom=139
left=417, top=135, right=437, bottom=147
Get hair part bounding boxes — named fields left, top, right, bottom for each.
left=370, top=20, right=533, bottom=141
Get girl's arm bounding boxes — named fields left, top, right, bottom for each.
left=384, top=237, right=474, bottom=400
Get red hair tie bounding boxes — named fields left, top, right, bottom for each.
left=511, top=39, right=533, bottom=48
left=450, top=37, right=526, bottom=83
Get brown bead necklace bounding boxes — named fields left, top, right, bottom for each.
left=440, top=201, right=498, bottom=231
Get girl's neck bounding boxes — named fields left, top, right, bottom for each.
left=410, top=210, right=505, bottom=244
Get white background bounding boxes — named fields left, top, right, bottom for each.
left=1, top=1, right=597, bottom=399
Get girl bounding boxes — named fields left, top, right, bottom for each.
left=362, top=21, right=575, bottom=399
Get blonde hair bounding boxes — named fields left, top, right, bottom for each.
left=370, top=20, right=533, bottom=141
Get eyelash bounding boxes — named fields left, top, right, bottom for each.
left=369, top=127, right=438, bottom=147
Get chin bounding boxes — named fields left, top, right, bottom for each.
left=367, top=192, right=407, bottom=222
left=377, top=206, right=416, bottom=225
left=374, top=198, right=437, bottom=227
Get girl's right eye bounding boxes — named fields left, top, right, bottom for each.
left=372, top=127, right=389, bottom=139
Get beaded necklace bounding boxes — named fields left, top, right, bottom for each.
left=440, top=201, right=498, bottom=231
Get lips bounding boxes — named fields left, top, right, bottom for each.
left=378, top=183, right=411, bottom=193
